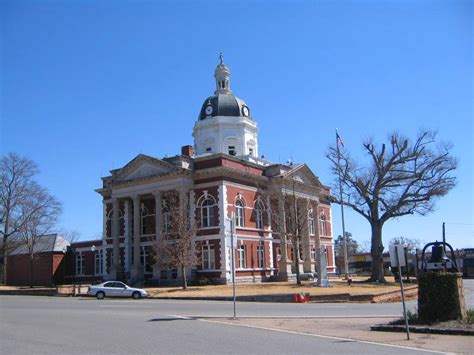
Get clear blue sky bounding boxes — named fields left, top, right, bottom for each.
left=2, top=0, right=472, bottom=249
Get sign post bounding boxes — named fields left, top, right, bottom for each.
left=390, top=244, right=410, bottom=340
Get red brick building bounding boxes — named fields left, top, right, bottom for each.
left=89, top=56, right=335, bottom=285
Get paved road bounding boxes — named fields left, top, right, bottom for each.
left=0, top=296, right=443, bottom=354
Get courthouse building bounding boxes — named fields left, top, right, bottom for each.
left=15, top=57, right=334, bottom=286
left=88, top=56, right=335, bottom=284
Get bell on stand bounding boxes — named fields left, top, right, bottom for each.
left=429, top=242, right=450, bottom=264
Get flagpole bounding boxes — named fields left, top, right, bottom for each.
left=336, top=129, right=349, bottom=280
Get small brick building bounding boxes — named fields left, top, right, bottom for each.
left=6, top=234, right=70, bottom=286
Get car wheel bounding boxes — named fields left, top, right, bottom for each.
left=96, top=291, right=105, bottom=300
left=132, top=291, right=141, bottom=299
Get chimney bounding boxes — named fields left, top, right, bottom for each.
left=181, top=145, right=194, bottom=157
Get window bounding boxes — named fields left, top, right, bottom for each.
left=249, top=147, right=254, bottom=156
left=311, top=247, right=316, bottom=261
left=202, top=243, right=215, bottom=270
left=95, top=249, right=104, bottom=275
left=200, top=197, right=216, bottom=227
left=257, top=242, right=265, bottom=268
left=238, top=244, right=246, bottom=269
left=206, top=147, right=212, bottom=153
left=76, top=253, right=85, bottom=275
left=162, top=203, right=171, bottom=233
left=320, top=213, right=328, bottom=236
left=228, top=145, right=236, bottom=156
left=140, top=246, right=153, bottom=273
left=308, top=210, right=315, bottom=235
left=141, top=204, right=155, bottom=235
left=254, top=201, right=264, bottom=229
left=235, top=199, right=245, bottom=227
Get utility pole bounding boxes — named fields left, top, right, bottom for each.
left=336, top=129, right=349, bottom=279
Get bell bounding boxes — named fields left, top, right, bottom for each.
left=429, top=243, right=450, bottom=263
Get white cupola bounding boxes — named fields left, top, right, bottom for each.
left=192, top=54, right=259, bottom=159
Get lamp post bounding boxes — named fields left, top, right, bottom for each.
left=91, top=245, right=96, bottom=283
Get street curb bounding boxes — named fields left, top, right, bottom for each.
left=370, top=324, right=474, bottom=336
left=0, top=289, right=56, bottom=296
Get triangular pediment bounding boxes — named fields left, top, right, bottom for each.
left=113, top=154, right=177, bottom=182
left=284, top=164, right=323, bottom=188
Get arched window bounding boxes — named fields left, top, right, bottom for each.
left=200, top=197, right=216, bottom=227
left=320, top=213, right=328, bottom=236
left=162, top=202, right=171, bottom=233
left=235, top=199, right=245, bottom=227
left=106, top=208, right=124, bottom=238
left=254, top=200, right=264, bottom=230
left=308, top=209, right=315, bottom=235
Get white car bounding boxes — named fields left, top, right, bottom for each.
left=87, top=281, right=148, bottom=300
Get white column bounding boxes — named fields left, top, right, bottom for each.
left=278, top=196, right=291, bottom=279
left=314, top=201, right=323, bottom=279
left=110, top=198, right=122, bottom=279
left=303, top=200, right=313, bottom=273
left=131, top=195, right=143, bottom=281
left=123, top=200, right=131, bottom=273
left=102, top=201, right=108, bottom=278
left=152, top=191, right=162, bottom=279
left=218, top=184, right=230, bottom=281
left=266, top=196, right=274, bottom=275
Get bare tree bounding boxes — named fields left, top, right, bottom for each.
left=268, top=177, right=310, bottom=285
left=327, top=130, right=456, bottom=282
left=61, top=229, right=81, bottom=244
left=17, top=186, right=62, bottom=287
left=153, top=189, right=197, bottom=289
left=1, top=153, right=40, bottom=283
left=389, top=236, right=422, bottom=253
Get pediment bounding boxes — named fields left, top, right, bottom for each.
left=285, top=164, right=323, bottom=188
left=113, top=154, right=177, bottom=182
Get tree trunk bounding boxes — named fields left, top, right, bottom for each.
left=29, top=256, right=34, bottom=288
left=181, top=264, right=187, bottom=290
left=2, top=212, right=10, bottom=284
left=369, top=221, right=386, bottom=283
left=294, top=241, right=301, bottom=285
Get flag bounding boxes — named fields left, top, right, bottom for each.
left=336, top=130, right=345, bottom=147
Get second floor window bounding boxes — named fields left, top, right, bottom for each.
left=320, top=213, right=328, bottom=236
left=308, top=210, right=315, bottom=235
left=235, top=199, right=245, bottom=227
left=200, top=197, right=216, bottom=227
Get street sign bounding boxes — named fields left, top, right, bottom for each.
left=389, top=244, right=406, bottom=267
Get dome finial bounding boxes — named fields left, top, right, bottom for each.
left=214, top=53, right=231, bottom=95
